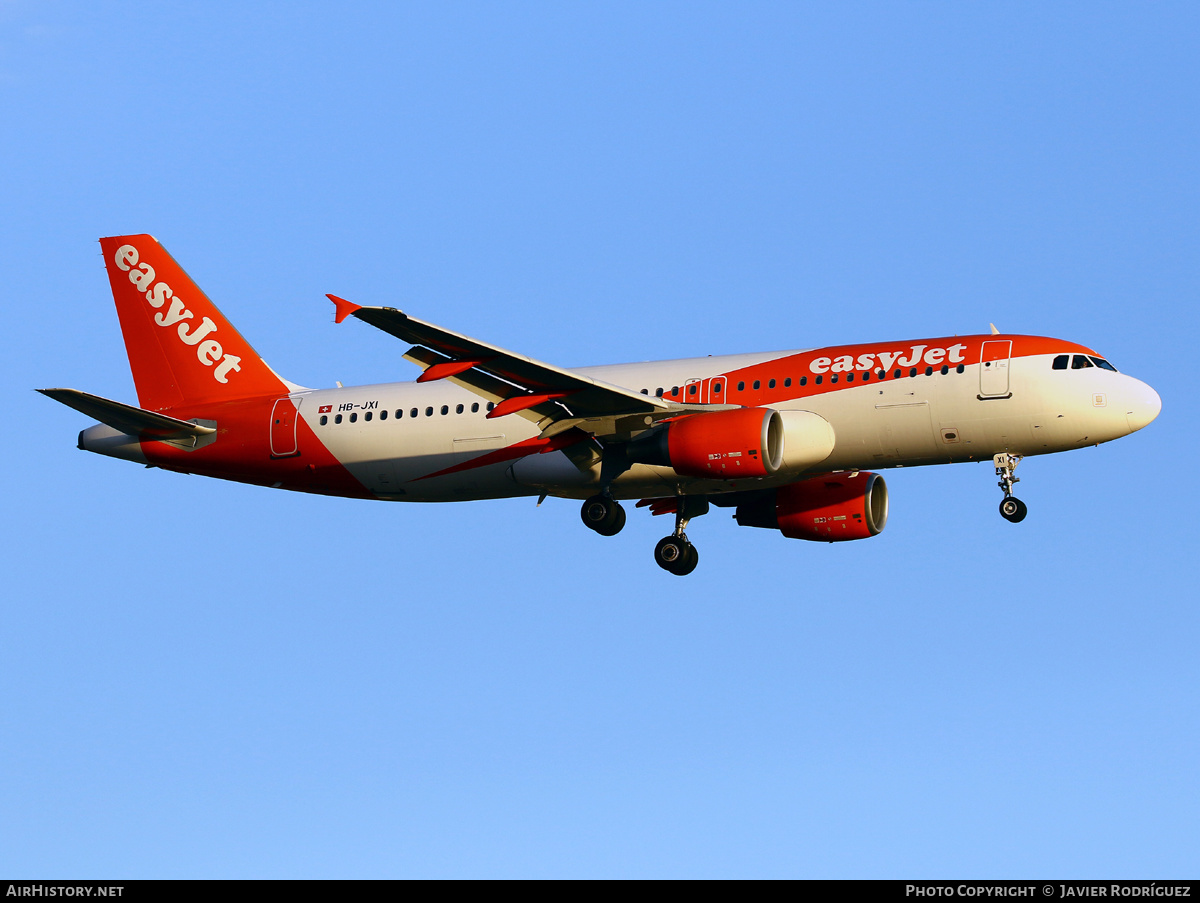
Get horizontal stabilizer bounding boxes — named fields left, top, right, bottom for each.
left=38, top=388, right=216, bottom=441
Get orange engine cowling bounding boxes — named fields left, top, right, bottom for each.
left=734, top=472, right=888, bottom=541
left=627, top=407, right=783, bottom=479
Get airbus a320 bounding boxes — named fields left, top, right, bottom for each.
left=42, top=235, right=1162, bottom=574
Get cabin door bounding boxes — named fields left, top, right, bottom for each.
left=270, top=397, right=300, bottom=458
left=979, top=341, right=1013, bottom=398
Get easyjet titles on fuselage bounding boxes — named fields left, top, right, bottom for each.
left=807, top=343, right=969, bottom=374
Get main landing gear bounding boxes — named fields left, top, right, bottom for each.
left=653, top=496, right=709, bottom=576
left=579, top=492, right=708, bottom=575
left=994, top=453, right=1028, bottom=523
left=654, top=534, right=698, bottom=576
left=580, top=494, right=626, bottom=536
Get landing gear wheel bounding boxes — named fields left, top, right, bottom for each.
left=594, top=503, right=626, bottom=536
left=999, top=497, right=1027, bottom=523
left=680, top=542, right=699, bottom=575
left=581, top=495, right=625, bottom=535
left=654, top=535, right=698, bottom=575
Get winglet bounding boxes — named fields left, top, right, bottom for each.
left=327, top=294, right=362, bottom=325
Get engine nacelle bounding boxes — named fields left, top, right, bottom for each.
left=734, top=471, right=888, bottom=542
left=628, top=407, right=782, bottom=478
left=627, top=408, right=835, bottom=480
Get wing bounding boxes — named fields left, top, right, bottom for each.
left=329, top=296, right=730, bottom=441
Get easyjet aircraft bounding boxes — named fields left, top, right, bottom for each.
left=42, top=235, right=1162, bottom=574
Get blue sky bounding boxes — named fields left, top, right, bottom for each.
left=2, top=1, right=1197, bottom=878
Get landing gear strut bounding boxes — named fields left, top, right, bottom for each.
left=994, top=453, right=1028, bottom=523
left=581, top=494, right=626, bottom=536
left=654, top=496, right=708, bottom=576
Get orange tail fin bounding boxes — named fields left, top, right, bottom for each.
left=100, top=234, right=289, bottom=412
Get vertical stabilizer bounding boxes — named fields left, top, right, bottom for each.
left=99, top=234, right=287, bottom=411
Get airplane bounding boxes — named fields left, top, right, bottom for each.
left=41, top=235, right=1162, bottom=575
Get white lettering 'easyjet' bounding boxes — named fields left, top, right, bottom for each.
left=114, top=245, right=240, bottom=384
left=808, top=342, right=971, bottom=375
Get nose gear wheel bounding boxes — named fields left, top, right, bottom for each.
left=999, top=496, right=1027, bottom=523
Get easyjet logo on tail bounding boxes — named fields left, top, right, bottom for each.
left=113, top=244, right=242, bottom=384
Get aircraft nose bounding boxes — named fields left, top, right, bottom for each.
left=1125, top=379, right=1161, bottom=433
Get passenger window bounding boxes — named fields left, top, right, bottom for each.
left=335, top=414, right=342, bottom=424
left=487, top=402, right=495, bottom=412
left=713, top=382, right=722, bottom=394
left=1072, top=355, right=1093, bottom=369
left=784, top=377, right=792, bottom=387
left=671, top=386, right=679, bottom=396
left=1090, top=357, right=1118, bottom=372
left=655, top=388, right=664, bottom=397
left=364, top=411, right=372, bottom=421
left=640, top=389, right=648, bottom=395
left=753, top=380, right=761, bottom=390
left=350, top=413, right=358, bottom=423
left=925, top=367, right=933, bottom=376
left=830, top=374, right=838, bottom=384
left=800, top=376, right=807, bottom=386
left=909, top=368, right=917, bottom=377
left=471, top=402, right=479, bottom=413
left=940, top=365, right=948, bottom=375
left=410, top=408, right=418, bottom=418
left=863, top=371, right=871, bottom=382
left=425, top=407, right=433, bottom=417
left=456, top=404, right=464, bottom=414
left=956, top=364, right=964, bottom=374
left=320, top=415, right=328, bottom=426
left=737, top=382, right=745, bottom=392
left=815, top=375, right=823, bottom=385
left=846, top=373, right=854, bottom=382
left=441, top=405, right=449, bottom=415
left=380, top=410, right=387, bottom=421
left=768, top=378, right=776, bottom=389
left=878, top=370, right=886, bottom=380
left=1052, top=354, right=1069, bottom=370
left=894, top=369, right=902, bottom=379
left=396, top=409, right=403, bottom=419
left=688, top=384, right=697, bottom=396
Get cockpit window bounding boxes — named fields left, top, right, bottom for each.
left=1072, top=355, right=1093, bottom=369
left=1089, top=356, right=1118, bottom=372
left=1052, top=354, right=1069, bottom=370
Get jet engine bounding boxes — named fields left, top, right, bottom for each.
left=627, top=408, right=834, bottom=480
left=734, top=471, right=888, bottom=541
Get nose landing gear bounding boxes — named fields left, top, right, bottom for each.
left=994, top=453, right=1027, bottom=523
